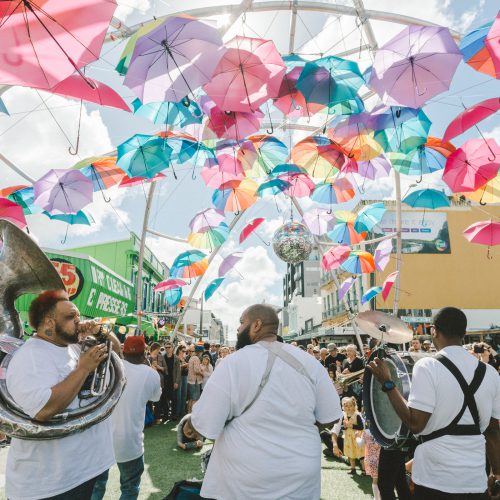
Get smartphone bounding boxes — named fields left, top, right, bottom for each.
left=473, top=344, right=484, bottom=354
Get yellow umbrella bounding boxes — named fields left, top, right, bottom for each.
left=463, top=175, right=500, bottom=204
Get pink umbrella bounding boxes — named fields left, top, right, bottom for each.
left=302, top=208, right=336, bottom=235
left=0, top=198, right=27, bottom=229
left=443, top=98, right=500, bottom=143
left=203, top=36, right=285, bottom=112
left=382, top=271, right=399, bottom=301
left=280, top=173, right=315, bottom=198
left=44, top=75, right=130, bottom=111
left=374, top=238, right=392, bottom=271
left=218, top=252, right=244, bottom=277
left=485, top=11, right=500, bottom=79
left=34, top=169, right=93, bottom=214
left=338, top=276, right=355, bottom=301
left=189, top=208, right=226, bottom=233
left=0, top=0, right=116, bottom=89
left=321, top=245, right=351, bottom=271
left=201, top=163, right=244, bottom=189
left=239, top=217, right=266, bottom=244
left=443, top=138, right=500, bottom=193
left=118, top=172, right=166, bottom=188
left=463, top=220, right=500, bottom=246
left=154, top=279, right=187, bottom=292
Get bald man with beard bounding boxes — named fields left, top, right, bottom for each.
left=189, top=304, right=342, bottom=500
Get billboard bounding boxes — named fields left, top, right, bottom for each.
left=375, top=211, right=451, bottom=254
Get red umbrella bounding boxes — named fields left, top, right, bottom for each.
left=443, top=138, right=500, bottom=193
left=0, top=0, right=117, bottom=89
left=154, top=279, right=187, bottom=292
left=239, top=217, right=265, bottom=244
left=44, top=75, right=130, bottom=111
left=0, top=198, right=27, bottom=229
left=203, top=36, right=285, bottom=113
left=463, top=220, right=500, bottom=246
left=118, top=172, right=166, bottom=188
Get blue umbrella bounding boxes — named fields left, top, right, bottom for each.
left=257, top=178, right=290, bottom=197
left=164, top=287, right=182, bottom=306
left=204, top=277, right=225, bottom=301
left=361, top=286, right=382, bottom=305
left=0, top=97, right=9, bottom=116
left=402, top=189, right=450, bottom=209
left=7, top=187, right=40, bottom=215
left=132, top=98, right=203, bottom=127
left=42, top=210, right=94, bottom=225
left=354, top=202, right=386, bottom=233
left=270, top=163, right=304, bottom=177
left=388, top=142, right=447, bottom=179
left=459, top=21, right=493, bottom=62
left=117, top=134, right=172, bottom=178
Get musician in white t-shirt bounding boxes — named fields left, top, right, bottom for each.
left=369, top=307, right=500, bottom=499
left=188, top=304, right=342, bottom=500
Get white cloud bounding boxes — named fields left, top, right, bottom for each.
left=115, top=0, right=152, bottom=21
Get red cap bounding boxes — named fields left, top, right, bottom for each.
left=123, top=335, right=146, bottom=354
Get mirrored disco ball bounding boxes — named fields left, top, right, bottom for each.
left=272, top=222, right=314, bottom=264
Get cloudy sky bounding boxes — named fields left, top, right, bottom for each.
left=0, top=0, right=499, bottom=337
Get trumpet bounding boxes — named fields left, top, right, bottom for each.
left=336, top=369, right=365, bottom=390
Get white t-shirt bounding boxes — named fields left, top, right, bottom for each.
left=5, top=337, right=115, bottom=500
left=191, top=342, right=342, bottom=500
left=111, top=359, right=162, bottom=462
left=408, top=346, right=500, bottom=493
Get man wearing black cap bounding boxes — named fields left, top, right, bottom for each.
left=324, top=343, right=346, bottom=374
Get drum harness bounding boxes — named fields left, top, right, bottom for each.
left=417, top=354, right=486, bottom=444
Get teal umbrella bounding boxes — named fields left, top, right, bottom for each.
left=43, top=210, right=94, bottom=225
left=402, top=189, right=450, bottom=209
left=204, top=277, right=225, bottom=301
left=257, top=178, right=290, bottom=197
left=7, top=187, right=40, bottom=215
left=132, top=98, right=203, bottom=128
left=0, top=97, right=9, bottom=115
left=354, top=202, right=386, bottom=233
left=164, top=287, right=182, bottom=306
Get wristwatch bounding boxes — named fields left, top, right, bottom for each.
left=381, top=380, right=396, bottom=393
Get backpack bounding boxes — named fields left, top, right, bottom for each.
left=163, top=480, right=203, bottom=500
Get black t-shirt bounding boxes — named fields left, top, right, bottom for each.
left=324, top=353, right=346, bottom=371
left=164, top=353, right=174, bottom=383
left=342, top=357, right=364, bottom=373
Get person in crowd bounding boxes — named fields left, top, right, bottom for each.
left=378, top=448, right=412, bottom=500
left=291, top=341, right=298, bottom=347
left=187, top=345, right=203, bottom=413
left=410, top=338, right=422, bottom=352
left=363, top=427, right=381, bottom=500
left=177, top=413, right=204, bottom=451
left=362, top=344, right=370, bottom=360
left=325, top=343, right=346, bottom=375
left=163, top=341, right=179, bottom=420
left=5, top=290, right=119, bottom=500
left=200, top=353, right=214, bottom=390
left=306, top=343, right=314, bottom=355
left=187, top=304, right=342, bottom=499
left=422, top=340, right=432, bottom=352
left=333, top=397, right=365, bottom=475
left=175, top=345, right=188, bottom=420
left=92, top=336, right=161, bottom=500
left=369, top=306, right=500, bottom=499
left=215, top=346, right=229, bottom=368
left=149, top=342, right=167, bottom=424
left=313, top=346, right=321, bottom=361
left=342, top=344, right=364, bottom=405
left=319, top=347, right=329, bottom=366
left=210, top=343, right=220, bottom=365
left=202, top=342, right=213, bottom=367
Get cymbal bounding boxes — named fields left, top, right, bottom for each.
left=356, top=311, right=413, bottom=344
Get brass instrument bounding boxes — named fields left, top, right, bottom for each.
left=336, top=369, right=365, bottom=390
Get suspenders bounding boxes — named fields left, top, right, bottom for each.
left=419, top=355, right=487, bottom=443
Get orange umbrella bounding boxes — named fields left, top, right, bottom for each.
left=212, top=179, right=258, bottom=213
left=291, top=136, right=344, bottom=179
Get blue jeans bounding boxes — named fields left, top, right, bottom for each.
left=91, top=455, right=144, bottom=500
left=41, top=475, right=98, bottom=499
left=176, top=375, right=188, bottom=419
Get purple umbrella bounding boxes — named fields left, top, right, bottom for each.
left=338, top=276, right=355, bottom=301
left=374, top=238, right=393, bottom=271
left=124, top=17, right=226, bottom=103
left=369, top=25, right=462, bottom=108
left=218, top=252, right=244, bottom=278
left=189, top=208, right=226, bottom=233
left=302, top=208, right=336, bottom=236
left=357, top=155, right=391, bottom=180
left=33, top=169, right=93, bottom=215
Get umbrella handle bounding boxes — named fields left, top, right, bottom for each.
left=479, top=189, right=487, bottom=206
left=182, top=96, right=191, bottom=107
left=61, top=225, right=69, bottom=245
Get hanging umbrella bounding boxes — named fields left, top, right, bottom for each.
left=203, top=35, right=285, bottom=113
left=338, top=276, right=356, bottom=301
left=302, top=208, right=336, bottom=236
left=117, top=134, right=172, bottom=179
left=311, top=177, right=355, bottom=207
left=0, top=98, right=9, bottom=116
left=402, top=189, right=450, bottom=209
left=218, top=252, right=244, bottom=277
left=443, top=138, right=500, bottom=193
left=74, top=156, right=126, bottom=191
left=463, top=175, right=500, bottom=205
left=0, top=0, right=116, bottom=89
left=484, top=11, right=500, bottom=79
left=132, top=98, right=203, bottom=128
left=459, top=20, right=496, bottom=78
left=341, top=251, right=375, bottom=274
left=357, top=155, right=392, bottom=180
left=443, top=98, right=500, bottom=143
left=382, top=271, right=399, bottom=301
left=374, top=238, right=393, bottom=271
left=189, top=208, right=226, bottom=233
left=361, top=286, right=382, bottom=305
left=257, top=178, right=290, bottom=198
left=118, top=172, right=166, bottom=188
left=238, top=135, right=289, bottom=178
left=165, top=287, right=182, bottom=306
left=463, top=220, right=500, bottom=246
left=354, top=202, right=386, bottom=233
left=280, top=173, right=316, bottom=199
left=271, top=163, right=304, bottom=177
left=321, top=245, right=351, bottom=271
left=154, top=279, right=187, bottom=292
left=369, top=25, right=462, bottom=108
left=204, top=278, right=225, bottom=301
left=239, top=217, right=265, bottom=244
left=292, top=136, right=344, bottom=179
left=6, top=186, right=40, bottom=215
left=43, top=75, right=129, bottom=111
left=201, top=163, right=245, bottom=189
left=0, top=185, right=28, bottom=198
left=188, top=223, right=229, bottom=250
left=327, top=211, right=367, bottom=245
left=124, top=16, right=226, bottom=103
left=0, top=198, right=27, bottom=229
left=170, top=250, right=208, bottom=279
left=212, top=179, right=258, bottom=213
left=33, top=169, right=93, bottom=214
left=43, top=210, right=94, bottom=225
left=296, top=56, right=365, bottom=108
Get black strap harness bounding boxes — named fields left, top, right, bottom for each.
left=419, top=355, right=486, bottom=443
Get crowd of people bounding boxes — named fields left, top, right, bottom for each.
left=2, top=290, right=500, bottom=500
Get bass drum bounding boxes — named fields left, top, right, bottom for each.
left=363, top=351, right=432, bottom=448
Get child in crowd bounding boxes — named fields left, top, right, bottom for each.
left=177, top=413, right=204, bottom=450
left=333, top=397, right=365, bottom=474
left=363, top=427, right=381, bottom=499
